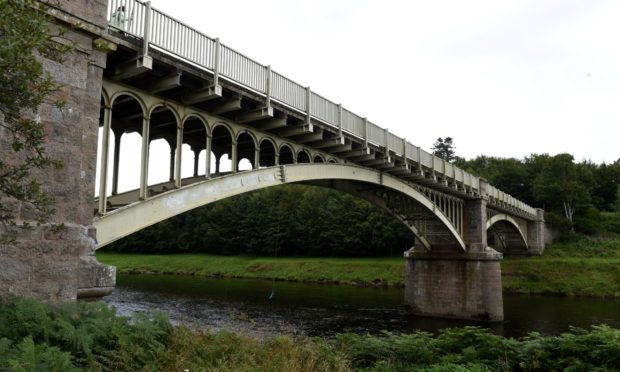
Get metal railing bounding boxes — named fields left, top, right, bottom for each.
left=106, top=0, right=537, bottom=217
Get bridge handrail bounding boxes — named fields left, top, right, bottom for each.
left=106, top=0, right=537, bottom=218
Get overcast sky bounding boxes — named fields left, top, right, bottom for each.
left=143, top=0, right=619, bottom=164
left=98, top=0, right=620, bottom=194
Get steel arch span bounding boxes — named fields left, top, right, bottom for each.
left=94, top=164, right=467, bottom=251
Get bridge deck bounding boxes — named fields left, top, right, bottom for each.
left=100, top=0, right=537, bottom=220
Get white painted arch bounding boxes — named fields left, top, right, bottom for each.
left=94, top=164, right=466, bottom=251
left=486, top=214, right=529, bottom=251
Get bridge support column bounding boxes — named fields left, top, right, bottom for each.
left=111, top=129, right=122, bottom=195
left=404, top=250, right=503, bottom=321
left=231, top=140, right=238, bottom=173
left=205, top=134, right=212, bottom=179
left=139, top=116, right=151, bottom=200
left=168, top=144, right=175, bottom=182
left=192, top=149, right=200, bottom=177
left=527, top=208, right=545, bottom=255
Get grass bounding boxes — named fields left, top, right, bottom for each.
left=97, top=252, right=406, bottom=286
left=97, top=235, right=620, bottom=298
left=502, top=234, right=620, bottom=298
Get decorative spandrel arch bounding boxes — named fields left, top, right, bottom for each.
left=279, top=144, right=295, bottom=165
left=297, top=149, right=311, bottom=163
left=313, top=154, right=325, bottom=163
left=236, top=130, right=258, bottom=170
left=210, top=123, right=235, bottom=174
left=258, top=138, right=278, bottom=167
left=181, top=113, right=210, bottom=178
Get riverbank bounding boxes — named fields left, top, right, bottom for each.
left=97, top=235, right=620, bottom=298
left=2, top=297, right=619, bottom=371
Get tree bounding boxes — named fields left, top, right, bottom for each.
left=431, top=137, right=456, bottom=162
left=0, top=0, right=71, bottom=229
left=532, top=154, right=593, bottom=232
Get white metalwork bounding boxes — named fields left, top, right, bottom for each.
left=106, top=0, right=537, bottom=218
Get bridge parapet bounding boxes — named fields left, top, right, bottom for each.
left=103, top=0, right=535, bottom=218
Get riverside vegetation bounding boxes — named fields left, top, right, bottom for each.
left=1, top=297, right=619, bottom=371
left=98, top=232, right=620, bottom=298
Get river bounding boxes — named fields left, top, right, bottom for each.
left=102, top=274, right=620, bottom=339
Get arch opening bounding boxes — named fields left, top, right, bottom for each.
left=237, top=132, right=256, bottom=171
left=183, top=116, right=208, bottom=178
left=259, top=139, right=277, bottom=167
left=279, top=145, right=295, bottom=165
left=297, top=150, right=311, bottom=164
left=211, top=125, right=233, bottom=174
left=486, top=216, right=528, bottom=255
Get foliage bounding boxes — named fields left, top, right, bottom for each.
left=431, top=137, right=456, bottom=162
left=0, top=0, right=71, bottom=229
left=2, top=297, right=620, bottom=371
left=107, top=185, right=415, bottom=257
left=335, top=326, right=620, bottom=371
left=0, top=296, right=172, bottom=370
left=532, top=154, right=593, bottom=231
left=502, top=234, right=620, bottom=298
left=460, top=154, right=620, bottom=234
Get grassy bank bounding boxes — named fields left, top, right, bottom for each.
left=2, top=297, right=619, bottom=371
left=502, top=235, right=620, bottom=298
left=97, top=235, right=620, bottom=298
left=97, top=253, right=406, bottom=286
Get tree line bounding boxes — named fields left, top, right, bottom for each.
left=454, top=153, right=620, bottom=234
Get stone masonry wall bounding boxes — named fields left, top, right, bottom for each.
left=404, top=255, right=504, bottom=321
left=0, top=0, right=114, bottom=301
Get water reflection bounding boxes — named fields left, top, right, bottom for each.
left=102, top=274, right=620, bottom=339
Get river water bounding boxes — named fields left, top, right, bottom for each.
left=102, top=274, right=620, bottom=339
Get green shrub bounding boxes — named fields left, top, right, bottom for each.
left=0, top=297, right=172, bottom=370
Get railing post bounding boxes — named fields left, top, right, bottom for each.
left=383, top=128, right=389, bottom=160
left=337, top=103, right=343, bottom=138
left=265, top=65, right=271, bottom=109
left=213, top=38, right=220, bottom=87
left=363, top=117, right=368, bottom=149
left=139, top=1, right=153, bottom=69
left=305, top=86, right=312, bottom=129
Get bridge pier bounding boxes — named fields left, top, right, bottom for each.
left=404, top=179, right=504, bottom=322
left=0, top=1, right=115, bottom=301
left=403, top=250, right=503, bottom=322
left=527, top=209, right=546, bottom=255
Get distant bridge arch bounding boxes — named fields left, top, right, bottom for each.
left=486, top=214, right=529, bottom=254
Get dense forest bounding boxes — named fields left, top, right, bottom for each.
left=106, top=151, right=620, bottom=256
